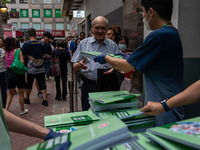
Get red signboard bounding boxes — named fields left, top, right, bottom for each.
left=16, top=30, right=23, bottom=37
left=10, top=12, right=19, bottom=18
left=16, top=30, right=65, bottom=37
left=36, top=30, right=65, bottom=37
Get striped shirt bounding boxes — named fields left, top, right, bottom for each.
left=71, top=36, right=120, bottom=80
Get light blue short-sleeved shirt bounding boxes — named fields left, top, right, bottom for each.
left=71, top=36, right=120, bottom=81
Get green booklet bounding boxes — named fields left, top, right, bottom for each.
left=148, top=116, right=200, bottom=149
left=89, top=91, right=140, bottom=104
left=143, top=132, right=196, bottom=150
left=27, top=117, right=132, bottom=150
left=89, top=100, right=138, bottom=113
left=98, top=109, right=146, bottom=120
left=81, top=51, right=124, bottom=59
left=44, top=110, right=99, bottom=128
left=113, top=133, right=163, bottom=150
left=98, top=109, right=155, bottom=130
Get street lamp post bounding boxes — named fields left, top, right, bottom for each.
left=0, top=0, right=8, bottom=38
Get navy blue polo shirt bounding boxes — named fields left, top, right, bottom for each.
left=127, top=26, right=184, bottom=126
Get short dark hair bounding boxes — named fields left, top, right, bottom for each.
left=116, top=35, right=129, bottom=47
left=20, top=39, right=24, bottom=42
left=56, top=40, right=66, bottom=48
left=28, top=28, right=36, bottom=37
left=16, top=39, right=20, bottom=48
left=5, top=37, right=17, bottom=52
left=141, top=0, right=173, bottom=21
left=80, top=32, right=85, bottom=36
left=107, top=27, right=116, bottom=36
left=43, top=31, right=52, bottom=38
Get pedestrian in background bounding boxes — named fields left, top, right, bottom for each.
left=5, top=37, right=28, bottom=115
left=80, top=32, right=86, bottom=40
left=22, top=28, right=48, bottom=106
left=54, top=40, right=71, bottom=101
left=110, top=24, right=122, bottom=39
left=0, top=37, right=7, bottom=108
left=41, top=32, right=52, bottom=81
left=105, top=27, right=116, bottom=42
left=116, top=35, right=134, bottom=92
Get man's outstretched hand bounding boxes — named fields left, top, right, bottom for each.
left=140, top=101, right=165, bottom=116
left=93, top=53, right=107, bottom=64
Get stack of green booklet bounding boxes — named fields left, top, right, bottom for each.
left=146, top=116, right=200, bottom=149
left=113, top=131, right=196, bottom=150
left=98, top=109, right=156, bottom=131
left=27, top=117, right=133, bottom=150
left=44, top=110, right=100, bottom=128
left=81, top=51, right=124, bottom=59
left=89, top=91, right=139, bottom=113
left=112, top=133, right=163, bottom=150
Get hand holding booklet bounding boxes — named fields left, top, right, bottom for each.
left=27, top=117, right=133, bottom=150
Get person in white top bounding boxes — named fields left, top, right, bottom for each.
left=0, top=37, right=7, bottom=108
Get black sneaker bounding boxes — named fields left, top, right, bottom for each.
left=55, top=97, right=62, bottom=101
left=42, top=100, right=48, bottom=106
left=37, top=92, right=43, bottom=98
left=24, top=98, right=30, bottom=104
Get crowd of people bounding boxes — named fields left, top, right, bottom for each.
left=1, top=0, right=200, bottom=149
left=0, top=21, right=135, bottom=115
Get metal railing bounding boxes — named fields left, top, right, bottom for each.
left=68, top=62, right=79, bottom=112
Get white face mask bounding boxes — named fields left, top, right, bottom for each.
left=118, top=44, right=127, bottom=51
left=143, top=10, right=153, bottom=30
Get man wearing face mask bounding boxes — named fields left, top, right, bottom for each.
left=94, top=0, right=184, bottom=126
left=69, top=33, right=78, bottom=56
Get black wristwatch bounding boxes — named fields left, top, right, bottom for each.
left=160, top=100, right=170, bottom=112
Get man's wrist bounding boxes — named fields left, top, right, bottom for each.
left=160, top=100, right=170, bottom=112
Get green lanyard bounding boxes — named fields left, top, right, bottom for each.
left=162, top=23, right=172, bottom=28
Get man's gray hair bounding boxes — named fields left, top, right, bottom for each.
left=91, top=16, right=109, bottom=27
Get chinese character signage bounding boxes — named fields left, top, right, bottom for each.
left=35, top=30, right=65, bottom=37
left=44, top=9, right=52, bottom=18
left=32, top=9, right=40, bottom=18
left=55, top=9, right=62, bottom=18
left=73, top=10, right=85, bottom=18
left=10, top=11, right=19, bottom=18
left=20, top=9, right=29, bottom=18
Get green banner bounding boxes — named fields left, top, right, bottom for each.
left=44, top=9, right=52, bottom=18
left=55, top=9, right=62, bottom=18
left=20, top=9, right=29, bottom=18
left=32, top=9, right=40, bottom=18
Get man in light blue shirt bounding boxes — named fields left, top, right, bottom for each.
left=71, top=16, right=120, bottom=110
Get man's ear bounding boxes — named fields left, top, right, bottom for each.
left=91, top=26, right=94, bottom=33
left=149, top=8, right=154, bottom=17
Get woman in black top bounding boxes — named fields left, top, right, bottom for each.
left=54, top=40, right=71, bottom=101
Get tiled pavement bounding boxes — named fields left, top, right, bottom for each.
left=8, top=77, right=82, bottom=150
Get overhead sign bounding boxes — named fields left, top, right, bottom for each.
left=20, top=9, right=29, bottom=18
left=10, top=11, right=19, bottom=18
left=73, top=10, right=85, bottom=18
left=44, top=9, right=52, bottom=18
left=32, top=9, right=40, bottom=18
left=55, top=9, right=62, bottom=18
